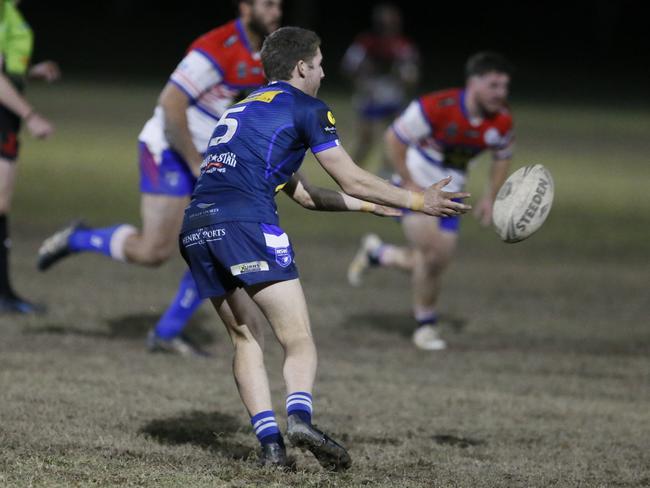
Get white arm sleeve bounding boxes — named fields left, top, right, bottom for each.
left=169, top=50, right=223, bottom=100
left=391, top=100, right=431, bottom=145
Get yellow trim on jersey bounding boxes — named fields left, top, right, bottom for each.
left=237, top=90, right=284, bottom=105
left=275, top=182, right=288, bottom=193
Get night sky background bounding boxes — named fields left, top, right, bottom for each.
left=19, top=0, right=649, bottom=102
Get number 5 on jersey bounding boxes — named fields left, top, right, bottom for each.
left=209, top=105, right=247, bottom=147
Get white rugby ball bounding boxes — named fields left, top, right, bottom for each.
left=492, top=164, right=554, bottom=243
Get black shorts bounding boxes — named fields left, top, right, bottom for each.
left=0, top=104, right=21, bottom=161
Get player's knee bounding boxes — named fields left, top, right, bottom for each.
left=231, top=323, right=264, bottom=349
left=139, top=243, right=174, bottom=266
left=283, top=331, right=314, bottom=352
left=421, top=248, right=451, bottom=274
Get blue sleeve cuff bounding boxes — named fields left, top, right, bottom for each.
left=311, top=139, right=340, bottom=154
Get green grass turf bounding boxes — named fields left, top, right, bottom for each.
left=1, top=80, right=648, bottom=487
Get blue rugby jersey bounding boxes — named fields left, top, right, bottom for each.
left=182, top=81, right=340, bottom=231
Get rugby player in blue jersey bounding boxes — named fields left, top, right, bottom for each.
left=179, top=26, right=471, bottom=468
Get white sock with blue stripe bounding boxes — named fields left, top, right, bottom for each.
left=286, top=391, right=313, bottom=424
left=250, top=410, right=282, bottom=447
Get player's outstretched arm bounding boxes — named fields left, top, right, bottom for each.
left=159, top=82, right=204, bottom=176
left=282, top=172, right=401, bottom=216
left=314, top=145, right=472, bottom=217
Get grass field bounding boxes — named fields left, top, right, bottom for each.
left=1, top=80, right=649, bottom=487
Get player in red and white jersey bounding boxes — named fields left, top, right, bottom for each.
left=38, top=0, right=282, bottom=355
left=341, top=3, right=419, bottom=172
left=348, top=51, right=515, bottom=350
left=139, top=11, right=271, bottom=168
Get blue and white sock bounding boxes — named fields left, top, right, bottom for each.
left=286, top=391, right=313, bottom=424
left=251, top=410, right=283, bottom=446
left=153, top=270, right=203, bottom=340
left=368, top=244, right=385, bottom=266
left=68, top=224, right=136, bottom=261
left=414, top=306, right=438, bottom=328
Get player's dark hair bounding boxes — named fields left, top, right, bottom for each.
left=465, top=51, right=514, bottom=79
left=261, top=26, right=321, bottom=81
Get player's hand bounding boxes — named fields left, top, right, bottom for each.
left=28, top=61, right=62, bottom=83
left=25, top=113, right=54, bottom=139
left=421, top=176, right=471, bottom=217
left=473, top=195, right=494, bottom=226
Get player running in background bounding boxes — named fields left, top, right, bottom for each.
left=0, top=0, right=59, bottom=314
left=348, top=52, right=514, bottom=351
left=179, top=26, right=470, bottom=468
left=340, top=3, right=419, bottom=174
left=36, top=0, right=281, bottom=354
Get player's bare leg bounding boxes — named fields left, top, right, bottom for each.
left=347, top=231, right=414, bottom=286
left=210, top=289, right=289, bottom=467
left=37, top=192, right=207, bottom=355
left=402, top=213, right=458, bottom=350
left=213, top=288, right=272, bottom=415
left=122, top=194, right=188, bottom=266
left=247, top=279, right=316, bottom=393
left=245, top=278, right=351, bottom=470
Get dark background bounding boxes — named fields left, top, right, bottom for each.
left=20, top=0, right=649, bottom=102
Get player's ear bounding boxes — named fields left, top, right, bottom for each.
left=297, top=60, right=306, bottom=78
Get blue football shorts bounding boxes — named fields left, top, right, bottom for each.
left=138, top=141, right=196, bottom=196
left=180, top=222, right=299, bottom=299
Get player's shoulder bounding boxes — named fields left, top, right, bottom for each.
left=287, top=86, right=334, bottom=124
left=301, top=93, right=333, bottom=121
left=419, top=88, right=462, bottom=112
left=187, top=19, right=240, bottom=60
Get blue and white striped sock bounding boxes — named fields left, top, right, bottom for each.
left=250, top=410, right=282, bottom=446
left=286, top=391, right=313, bottom=424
